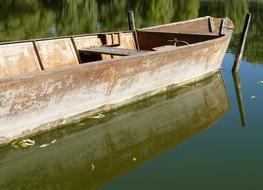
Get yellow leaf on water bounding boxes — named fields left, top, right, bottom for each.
left=11, top=139, right=35, bottom=149
left=89, top=113, right=105, bottom=119
left=18, top=141, right=28, bottom=148
left=40, top=144, right=50, bottom=148
left=11, top=141, right=19, bottom=149
left=23, top=139, right=35, bottom=146
left=91, top=163, right=95, bottom=171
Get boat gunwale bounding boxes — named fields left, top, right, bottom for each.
left=0, top=34, right=232, bottom=83
left=141, top=16, right=211, bottom=30
left=0, top=31, right=133, bottom=45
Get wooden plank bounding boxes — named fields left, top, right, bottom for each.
left=73, top=36, right=103, bottom=49
left=128, top=11, right=140, bottom=50
left=35, top=38, right=79, bottom=70
left=220, top=18, right=228, bottom=35
left=208, top=17, right=215, bottom=33
left=138, top=30, right=220, bottom=37
left=0, top=42, right=41, bottom=78
left=128, top=11, right=136, bottom=31
left=79, top=47, right=147, bottom=56
left=70, top=37, right=81, bottom=64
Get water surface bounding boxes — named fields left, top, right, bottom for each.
left=1, top=0, right=263, bottom=189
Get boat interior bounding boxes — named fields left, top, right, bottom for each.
left=0, top=17, right=229, bottom=79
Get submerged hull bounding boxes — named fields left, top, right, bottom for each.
left=0, top=17, right=233, bottom=145
left=0, top=73, right=229, bottom=189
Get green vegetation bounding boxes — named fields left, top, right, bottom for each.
left=0, top=0, right=262, bottom=62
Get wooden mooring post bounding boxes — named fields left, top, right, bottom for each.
left=128, top=11, right=140, bottom=50
left=232, top=13, right=252, bottom=72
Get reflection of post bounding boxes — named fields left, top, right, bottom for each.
left=232, top=73, right=246, bottom=127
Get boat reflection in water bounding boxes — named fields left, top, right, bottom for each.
left=0, top=72, right=229, bottom=190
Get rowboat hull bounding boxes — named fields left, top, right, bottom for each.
left=0, top=17, right=233, bottom=145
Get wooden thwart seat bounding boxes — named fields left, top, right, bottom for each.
left=79, top=47, right=148, bottom=56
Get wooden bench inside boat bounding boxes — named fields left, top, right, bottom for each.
left=73, top=32, right=139, bottom=62
left=79, top=46, right=147, bottom=56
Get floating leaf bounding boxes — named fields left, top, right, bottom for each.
left=22, top=139, right=35, bottom=146
left=89, top=113, right=105, bottom=119
left=11, top=141, right=19, bottom=149
left=11, top=139, right=35, bottom=149
left=40, top=144, right=50, bottom=148
left=18, top=141, right=28, bottom=148
left=91, top=163, right=95, bottom=171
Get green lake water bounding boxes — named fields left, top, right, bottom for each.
left=1, top=0, right=263, bottom=189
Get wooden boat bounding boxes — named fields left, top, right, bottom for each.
left=0, top=73, right=229, bottom=189
left=0, top=16, right=234, bottom=145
